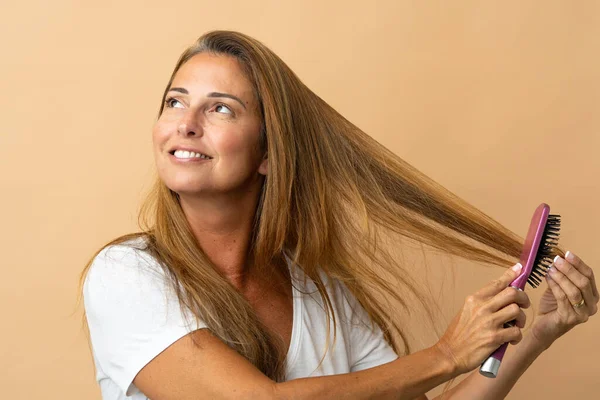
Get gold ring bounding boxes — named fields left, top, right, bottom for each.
left=572, top=298, right=586, bottom=309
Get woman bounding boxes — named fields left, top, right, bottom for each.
left=78, top=30, right=598, bottom=399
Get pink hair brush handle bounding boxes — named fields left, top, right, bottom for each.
left=479, top=203, right=560, bottom=378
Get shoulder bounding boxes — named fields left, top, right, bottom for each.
left=83, top=235, right=203, bottom=338
left=86, top=237, right=161, bottom=285
left=92, top=236, right=154, bottom=268
left=83, top=237, right=171, bottom=317
left=83, top=237, right=206, bottom=396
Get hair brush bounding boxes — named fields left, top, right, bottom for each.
left=479, top=203, right=561, bottom=378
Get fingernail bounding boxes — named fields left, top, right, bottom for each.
left=565, top=251, right=575, bottom=262
left=554, top=255, right=563, bottom=265
left=512, top=263, right=522, bottom=272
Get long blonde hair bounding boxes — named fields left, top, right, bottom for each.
left=76, top=30, right=564, bottom=383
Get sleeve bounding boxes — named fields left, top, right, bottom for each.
left=337, top=283, right=399, bottom=372
left=83, top=244, right=208, bottom=397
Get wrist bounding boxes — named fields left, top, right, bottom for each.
left=524, top=329, right=553, bottom=353
left=432, top=340, right=463, bottom=377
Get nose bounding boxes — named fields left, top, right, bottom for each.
left=177, top=112, right=203, bottom=137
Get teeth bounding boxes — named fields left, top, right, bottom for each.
left=173, top=150, right=211, bottom=159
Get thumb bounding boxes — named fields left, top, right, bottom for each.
left=499, top=262, right=523, bottom=288
left=500, top=263, right=523, bottom=290
left=478, top=262, right=523, bottom=298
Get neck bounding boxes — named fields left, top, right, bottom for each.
left=178, top=180, right=263, bottom=291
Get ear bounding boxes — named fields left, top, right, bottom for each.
left=258, top=152, right=268, bottom=176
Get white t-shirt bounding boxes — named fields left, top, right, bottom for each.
left=83, top=238, right=398, bottom=399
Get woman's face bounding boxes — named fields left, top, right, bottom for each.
left=153, top=52, right=266, bottom=197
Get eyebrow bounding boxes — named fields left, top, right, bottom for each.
left=167, top=87, right=247, bottom=110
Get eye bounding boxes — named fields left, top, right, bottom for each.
left=164, top=97, right=183, bottom=108
left=215, top=104, right=233, bottom=115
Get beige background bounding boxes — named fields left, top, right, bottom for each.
left=1, top=1, right=598, bottom=398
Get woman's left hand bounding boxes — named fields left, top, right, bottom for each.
left=530, top=251, right=598, bottom=349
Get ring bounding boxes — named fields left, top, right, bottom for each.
left=572, top=298, right=586, bottom=309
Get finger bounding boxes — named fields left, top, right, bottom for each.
left=514, top=308, right=527, bottom=329
left=553, top=255, right=596, bottom=314
left=548, top=263, right=585, bottom=313
left=487, top=286, right=530, bottom=312
left=508, top=330, right=523, bottom=345
left=477, top=263, right=523, bottom=298
left=501, top=325, right=523, bottom=345
left=549, top=260, right=587, bottom=315
left=546, top=270, right=575, bottom=314
left=565, top=251, right=599, bottom=301
left=494, top=303, right=522, bottom=327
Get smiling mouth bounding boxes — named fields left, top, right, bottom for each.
left=169, top=150, right=213, bottom=160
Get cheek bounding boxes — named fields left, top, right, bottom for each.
left=152, top=121, right=169, bottom=147
left=217, top=135, right=260, bottom=169
left=217, top=123, right=262, bottom=158
left=218, top=135, right=245, bottom=154
left=151, top=123, right=173, bottom=176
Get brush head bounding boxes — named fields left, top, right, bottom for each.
left=511, top=203, right=562, bottom=290
left=526, top=213, right=561, bottom=288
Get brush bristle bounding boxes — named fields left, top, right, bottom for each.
left=527, top=214, right=561, bottom=288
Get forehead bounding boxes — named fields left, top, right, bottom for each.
left=171, top=53, right=254, bottom=100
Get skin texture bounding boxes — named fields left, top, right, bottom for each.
left=440, top=251, right=598, bottom=399
left=533, top=252, right=598, bottom=345
left=153, top=53, right=271, bottom=290
left=151, top=51, right=294, bottom=358
left=133, top=53, right=599, bottom=399
left=436, top=263, right=530, bottom=374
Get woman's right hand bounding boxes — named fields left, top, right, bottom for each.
left=434, top=263, right=530, bottom=375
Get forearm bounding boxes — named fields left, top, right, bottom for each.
left=274, top=345, right=458, bottom=400
left=434, top=332, right=549, bottom=400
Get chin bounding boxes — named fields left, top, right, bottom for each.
left=176, top=179, right=219, bottom=194
left=167, top=182, right=207, bottom=195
